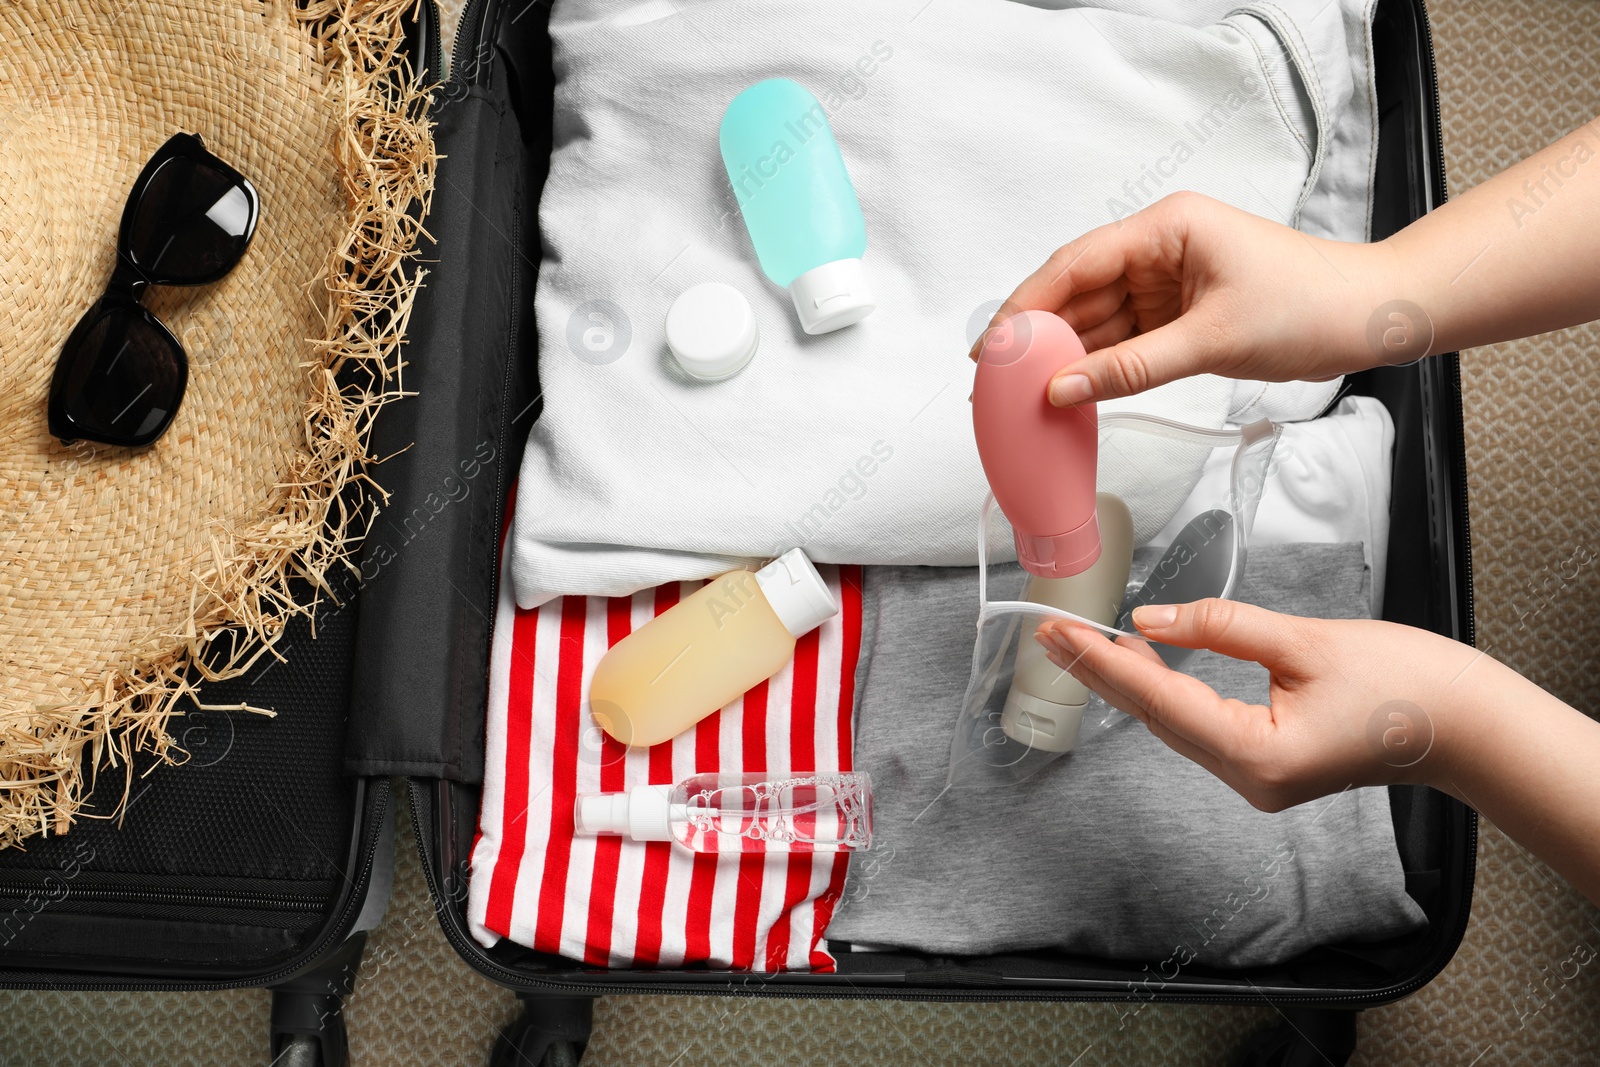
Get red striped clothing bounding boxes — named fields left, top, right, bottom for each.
left=469, top=540, right=864, bottom=971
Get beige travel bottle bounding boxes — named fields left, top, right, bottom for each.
left=1001, top=493, right=1135, bottom=753
left=588, top=549, right=838, bottom=748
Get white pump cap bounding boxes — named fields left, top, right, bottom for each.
left=787, top=258, right=874, bottom=335
left=1000, top=688, right=1086, bottom=754
left=754, top=548, right=838, bottom=638
left=574, top=784, right=678, bottom=842
left=665, top=282, right=759, bottom=380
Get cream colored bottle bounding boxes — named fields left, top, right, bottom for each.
left=588, top=549, right=838, bottom=748
left=1001, top=492, right=1134, bottom=753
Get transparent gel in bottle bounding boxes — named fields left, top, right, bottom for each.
left=574, top=771, right=873, bottom=854
left=587, top=548, right=837, bottom=749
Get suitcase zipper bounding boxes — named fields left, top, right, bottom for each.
left=1410, top=0, right=1481, bottom=1001
left=425, top=0, right=442, bottom=84
left=1421, top=12, right=1477, bottom=658
left=488, top=204, right=521, bottom=614
left=0, top=884, right=326, bottom=912
left=410, top=779, right=1454, bottom=1008
left=448, top=0, right=489, bottom=88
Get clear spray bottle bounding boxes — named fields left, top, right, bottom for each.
left=574, top=772, right=873, bottom=854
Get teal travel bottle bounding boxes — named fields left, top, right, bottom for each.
left=719, top=78, right=875, bottom=335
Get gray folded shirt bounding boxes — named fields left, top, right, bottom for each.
left=828, top=542, right=1426, bottom=967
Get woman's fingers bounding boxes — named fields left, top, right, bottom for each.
left=1073, top=297, right=1140, bottom=355
left=1011, top=226, right=1140, bottom=317
left=1112, top=632, right=1169, bottom=667
left=1057, top=280, right=1130, bottom=335
left=1046, top=317, right=1215, bottom=406
left=968, top=297, right=1027, bottom=361
left=1037, top=636, right=1237, bottom=777
left=1130, top=599, right=1311, bottom=674
left=968, top=284, right=1139, bottom=370
left=967, top=224, right=1148, bottom=360
left=1042, top=620, right=1270, bottom=764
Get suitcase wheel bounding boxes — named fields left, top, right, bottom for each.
left=1232, top=1008, right=1357, bottom=1067
left=489, top=994, right=595, bottom=1067
left=273, top=1034, right=326, bottom=1067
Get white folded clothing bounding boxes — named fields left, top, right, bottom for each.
left=1149, top=394, right=1396, bottom=615
left=1015, top=0, right=1384, bottom=243
left=513, top=0, right=1377, bottom=608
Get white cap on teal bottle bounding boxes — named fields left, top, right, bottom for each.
left=754, top=549, right=838, bottom=637
left=787, top=258, right=874, bottom=335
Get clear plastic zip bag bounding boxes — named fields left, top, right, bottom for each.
left=948, top=414, right=1282, bottom=787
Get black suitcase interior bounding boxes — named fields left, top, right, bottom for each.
left=0, top=600, right=389, bottom=984
left=385, top=0, right=1477, bottom=1017
left=0, top=0, right=1476, bottom=1059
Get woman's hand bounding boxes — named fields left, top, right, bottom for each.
left=1038, top=599, right=1600, bottom=905
left=978, top=120, right=1600, bottom=405
left=1034, top=600, right=1484, bottom=811
left=973, top=192, right=1400, bottom=406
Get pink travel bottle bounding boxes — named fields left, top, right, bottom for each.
left=972, top=311, right=1134, bottom=754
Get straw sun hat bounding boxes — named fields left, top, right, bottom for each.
left=0, top=0, right=435, bottom=847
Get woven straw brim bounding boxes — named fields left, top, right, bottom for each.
left=0, top=0, right=433, bottom=846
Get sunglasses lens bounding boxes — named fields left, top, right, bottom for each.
left=125, top=154, right=255, bottom=284
left=49, top=305, right=186, bottom=445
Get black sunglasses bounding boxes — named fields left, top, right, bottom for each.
left=47, top=132, right=259, bottom=448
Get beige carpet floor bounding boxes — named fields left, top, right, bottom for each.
left=3, top=0, right=1598, bottom=1063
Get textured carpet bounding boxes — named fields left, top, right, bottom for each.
left=2, top=1, right=1598, bottom=1064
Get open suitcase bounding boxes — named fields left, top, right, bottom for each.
left=370, top=0, right=1478, bottom=1064
left=0, top=10, right=445, bottom=1067
left=0, top=0, right=1473, bottom=1064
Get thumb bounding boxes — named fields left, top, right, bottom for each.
left=1047, top=318, right=1212, bottom=406
left=1130, top=599, right=1309, bottom=670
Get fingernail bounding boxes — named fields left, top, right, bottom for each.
left=1049, top=374, right=1093, bottom=406
left=1048, top=627, right=1078, bottom=653
left=1132, top=604, right=1178, bottom=630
